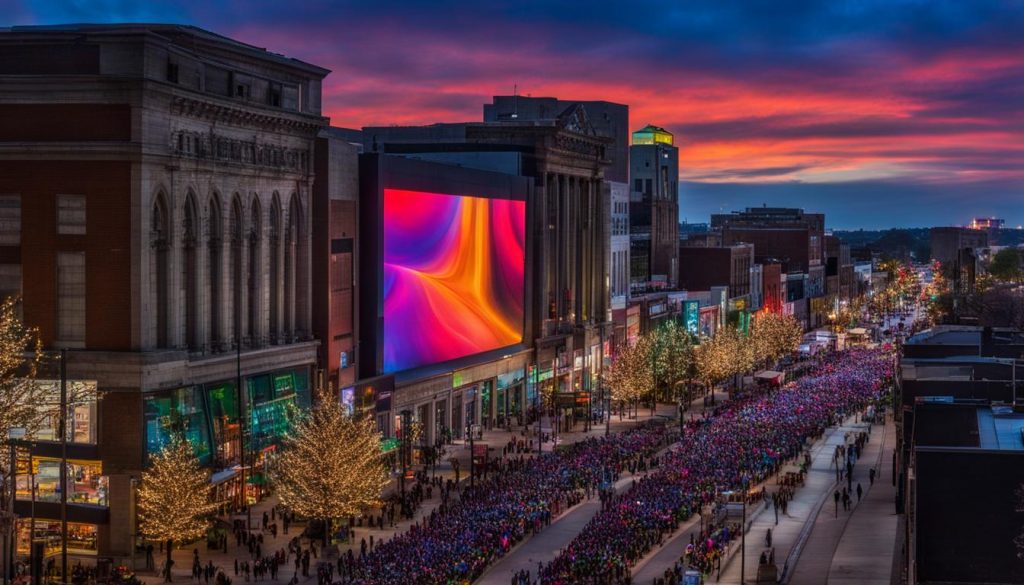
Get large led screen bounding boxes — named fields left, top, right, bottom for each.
left=383, top=188, right=526, bottom=373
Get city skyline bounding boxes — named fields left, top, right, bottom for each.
left=7, top=1, right=1022, bottom=229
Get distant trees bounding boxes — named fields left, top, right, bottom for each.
left=989, top=248, right=1023, bottom=284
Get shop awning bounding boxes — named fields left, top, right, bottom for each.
left=754, top=370, right=785, bottom=384
left=380, top=438, right=400, bottom=454
left=848, top=327, right=868, bottom=336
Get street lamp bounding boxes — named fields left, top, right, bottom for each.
left=723, top=482, right=749, bottom=585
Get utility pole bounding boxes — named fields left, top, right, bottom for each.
left=59, top=349, right=68, bottom=585
left=236, top=342, right=251, bottom=531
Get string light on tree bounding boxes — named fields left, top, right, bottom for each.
left=137, top=435, right=219, bottom=575
left=274, top=388, right=389, bottom=542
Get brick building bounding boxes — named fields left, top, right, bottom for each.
left=0, top=24, right=329, bottom=560
left=677, top=243, right=753, bottom=299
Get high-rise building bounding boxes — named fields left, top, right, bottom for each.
left=629, top=125, right=679, bottom=288
left=0, top=24, right=329, bottom=559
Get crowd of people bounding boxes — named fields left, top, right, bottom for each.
left=535, top=348, right=894, bottom=584
left=341, top=418, right=678, bottom=584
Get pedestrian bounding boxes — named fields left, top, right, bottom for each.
left=856, top=482, right=863, bottom=502
left=869, top=467, right=876, bottom=486
left=833, top=489, right=840, bottom=517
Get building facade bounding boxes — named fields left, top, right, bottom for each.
left=360, top=101, right=613, bottom=441
left=0, top=24, right=328, bottom=560
left=629, top=125, right=679, bottom=288
left=677, top=244, right=753, bottom=299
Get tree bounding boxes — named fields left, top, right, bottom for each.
left=137, top=436, right=219, bottom=580
left=750, top=313, right=802, bottom=367
left=605, top=336, right=655, bottom=415
left=274, top=389, right=389, bottom=544
left=0, top=296, right=45, bottom=525
left=989, top=248, right=1023, bottom=284
left=651, top=321, right=695, bottom=402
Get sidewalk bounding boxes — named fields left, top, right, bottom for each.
left=786, top=415, right=894, bottom=585
left=825, top=419, right=898, bottom=585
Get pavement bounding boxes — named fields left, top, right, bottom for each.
left=785, top=415, right=896, bottom=585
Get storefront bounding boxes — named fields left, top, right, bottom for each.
left=142, top=366, right=311, bottom=509
left=16, top=520, right=98, bottom=556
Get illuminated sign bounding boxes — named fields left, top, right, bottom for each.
left=683, top=300, right=700, bottom=335
left=383, top=189, right=526, bottom=373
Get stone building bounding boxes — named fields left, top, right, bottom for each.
left=0, top=24, right=328, bottom=560
left=360, top=101, right=613, bottom=440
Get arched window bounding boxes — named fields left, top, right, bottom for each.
left=269, top=194, right=282, bottom=344
left=282, top=195, right=294, bottom=338
left=182, top=194, right=200, bottom=351
left=248, top=196, right=262, bottom=347
left=207, top=194, right=223, bottom=350
left=229, top=195, right=244, bottom=348
left=151, top=193, right=171, bottom=349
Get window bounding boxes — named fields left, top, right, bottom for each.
left=166, top=59, right=179, bottom=83
left=634, top=179, right=642, bottom=192
left=0, top=195, right=20, bottom=244
left=56, top=252, right=86, bottom=346
left=0, top=264, right=22, bottom=305
left=57, top=195, right=86, bottom=235
left=268, top=82, right=282, bottom=107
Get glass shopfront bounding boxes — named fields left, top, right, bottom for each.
left=143, top=367, right=310, bottom=469
left=29, top=380, right=98, bottom=444
left=16, top=520, right=97, bottom=555
left=15, top=458, right=107, bottom=507
left=144, top=386, right=212, bottom=464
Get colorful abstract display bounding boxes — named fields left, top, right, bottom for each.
left=383, top=189, right=526, bottom=373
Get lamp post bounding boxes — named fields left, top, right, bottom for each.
left=59, top=349, right=68, bottom=585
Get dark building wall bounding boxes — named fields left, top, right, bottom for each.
left=678, top=247, right=730, bottom=292
left=931, top=227, right=988, bottom=264
left=723, top=227, right=810, bottom=273
left=915, top=449, right=1024, bottom=584
left=0, top=160, right=133, bottom=350
left=312, top=134, right=359, bottom=392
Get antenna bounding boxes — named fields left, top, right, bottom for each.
left=512, top=84, right=518, bottom=119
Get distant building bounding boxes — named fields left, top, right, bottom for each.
left=931, top=226, right=989, bottom=264
left=630, top=125, right=679, bottom=287
left=931, top=227, right=988, bottom=294
left=677, top=243, right=753, bottom=299
left=680, top=232, right=724, bottom=248
left=970, top=217, right=1003, bottom=245
left=711, top=207, right=825, bottom=275
left=610, top=182, right=630, bottom=301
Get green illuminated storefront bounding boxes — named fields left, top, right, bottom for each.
left=143, top=366, right=311, bottom=509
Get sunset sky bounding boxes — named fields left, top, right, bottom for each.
left=7, top=0, right=1023, bottom=229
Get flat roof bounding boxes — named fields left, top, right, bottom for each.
left=978, top=407, right=1024, bottom=451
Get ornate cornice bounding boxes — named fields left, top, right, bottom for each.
left=170, top=95, right=326, bottom=136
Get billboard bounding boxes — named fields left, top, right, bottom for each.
left=382, top=188, right=526, bottom=373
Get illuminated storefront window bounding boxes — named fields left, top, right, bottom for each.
left=248, top=369, right=309, bottom=451
left=16, top=520, right=97, bottom=555
left=15, top=458, right=107, bottom=507
left=29, top=380, right=98, bottom=444
left=144, top=386, right=211, bottom=464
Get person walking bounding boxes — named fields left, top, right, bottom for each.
left=856, top=482, right=863, bottom=503
left=833, top=489, right=840, bottom=517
